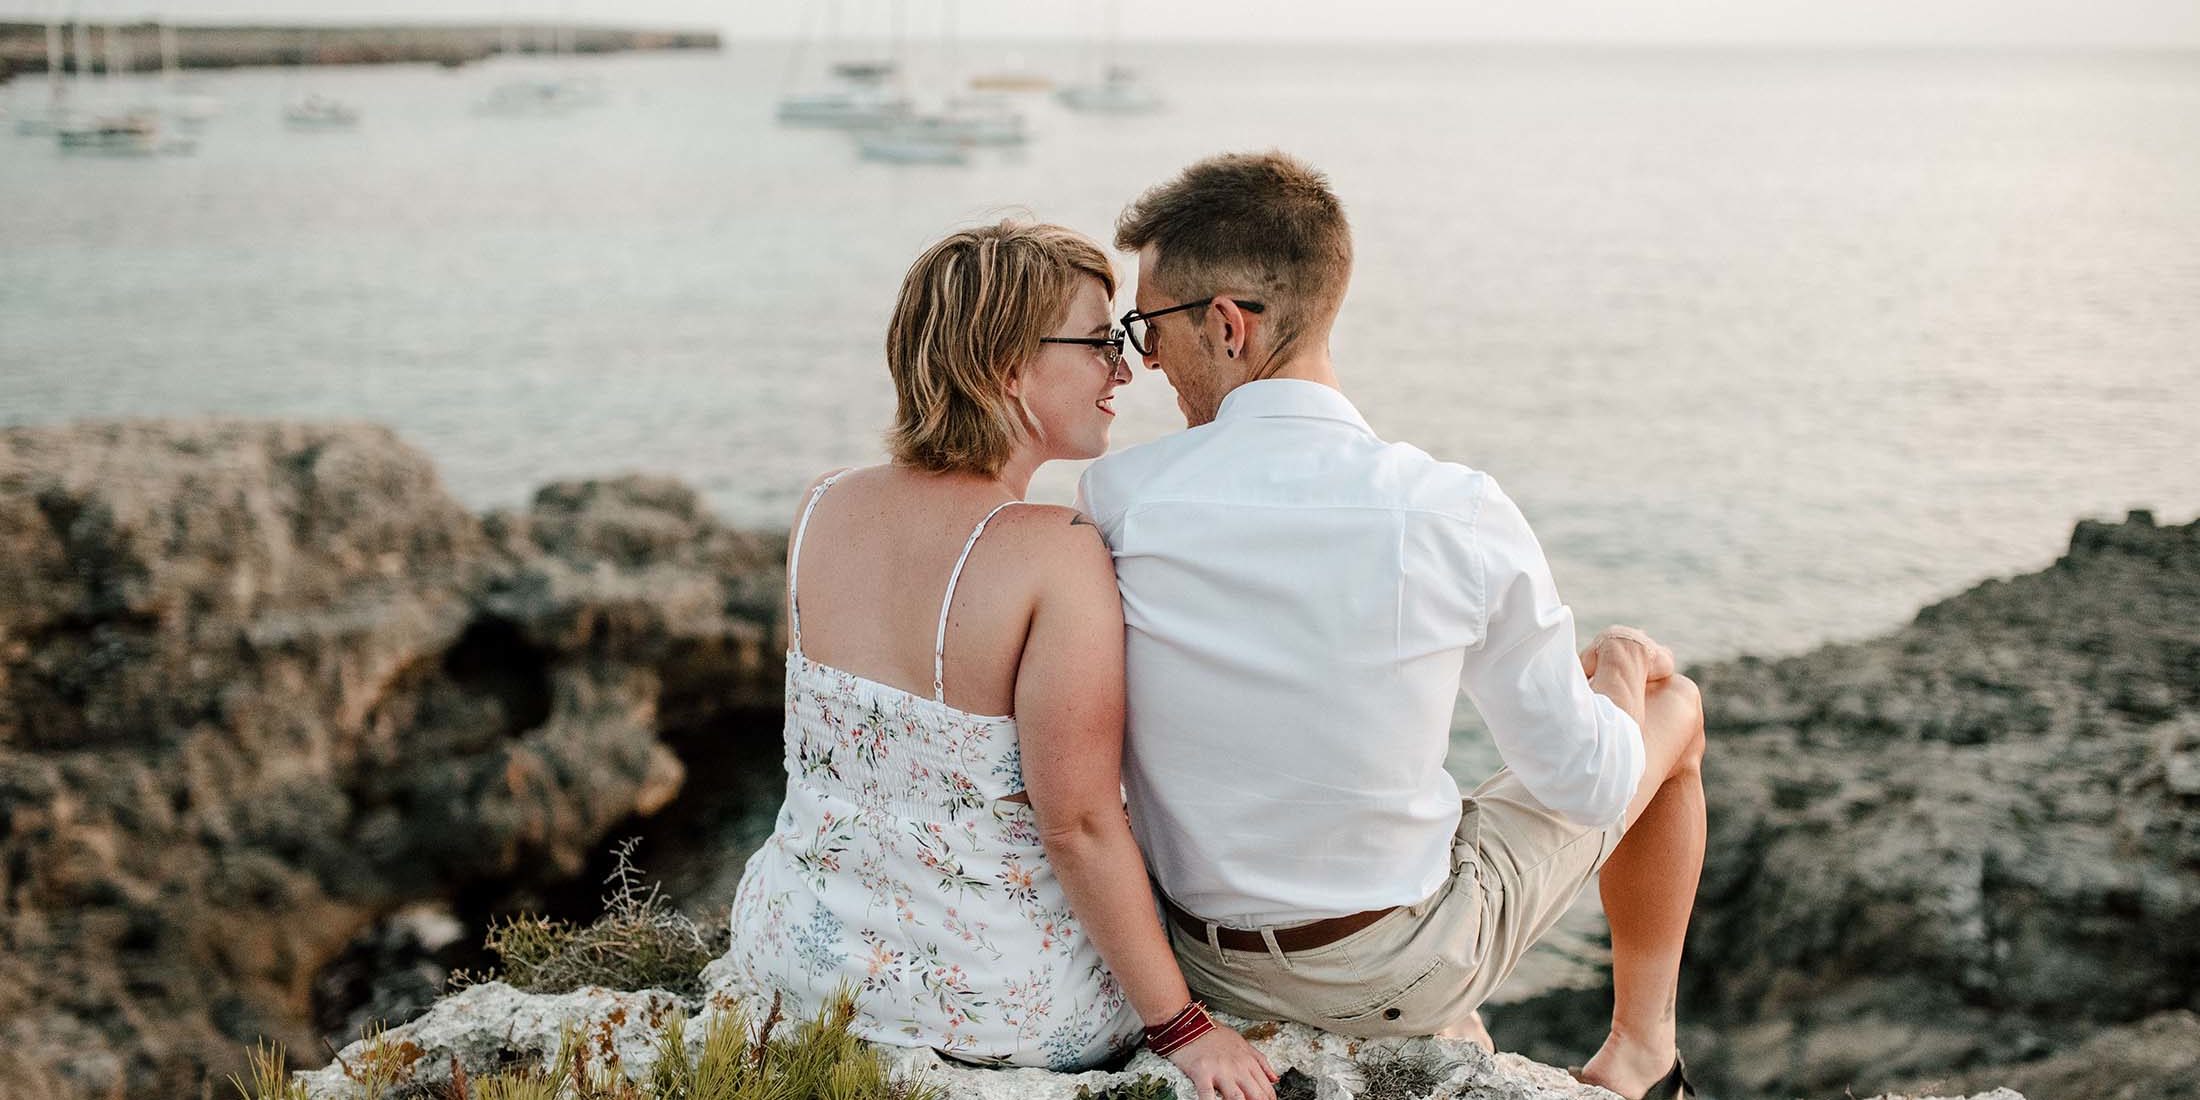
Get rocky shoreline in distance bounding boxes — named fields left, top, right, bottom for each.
left=5, top=418, right=2189, bottom=1099
left=0, top=22, right=718, bottom=79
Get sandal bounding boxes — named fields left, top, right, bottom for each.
left=1566, top=1055, right=1695, bottom=1100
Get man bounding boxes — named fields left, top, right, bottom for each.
left=1077, top=152, right=1707, bottom=1100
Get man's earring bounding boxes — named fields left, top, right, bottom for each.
left=1227, top=348, right=1236, bottom=358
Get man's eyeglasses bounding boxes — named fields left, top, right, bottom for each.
left=1119, top=298, right=1266, bottom=357
left=1037, top=328, right=1128, bottom=371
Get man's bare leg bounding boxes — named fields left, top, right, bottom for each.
left=1579, top=674, right=1707, bottom=1098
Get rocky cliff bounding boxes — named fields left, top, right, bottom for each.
left=8, top=419, right=2176, bottom=1099
left=0, top=421, right=785, bottom=1099
left=1492, top=511, right=2200, bottom=1097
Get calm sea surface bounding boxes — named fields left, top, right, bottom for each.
left=5, top=43, right=2197, bottom=770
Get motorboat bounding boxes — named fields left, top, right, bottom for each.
left=1057, top=65, right=1163, bottom=114
left=284, top=93, right=360, bottom=129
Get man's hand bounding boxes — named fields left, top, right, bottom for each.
left=1579, top=625, right=1675, bottom=682
left=1164, top=1025, right=1280, bottom=1100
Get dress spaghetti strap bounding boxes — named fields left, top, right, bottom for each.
left=786, top=469, right=852, bottom=658
left=934, top=501, right=1023, bottom=703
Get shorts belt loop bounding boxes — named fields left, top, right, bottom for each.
left=1258, top=926, right=1295, bottom=971
left=1204, top=920, right=1227, bottom=964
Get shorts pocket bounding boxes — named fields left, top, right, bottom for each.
left=1312, top=956, right=1451, bottom=1027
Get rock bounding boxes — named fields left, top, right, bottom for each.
left=1893, top=1010, right=2200, bottom=1100
left=0, top=421, right=787, bottom=1099
left=292, top=982, right=2020, bottom=1100
left=1658, top=513, right=2200, bottom=1098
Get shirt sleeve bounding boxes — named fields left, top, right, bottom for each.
left=1459, top=475, right=1645, bottom=829
left=1074, top=462, right=1120, bottom=547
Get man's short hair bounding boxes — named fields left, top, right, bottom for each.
left=1114, top=151, right=1352, bottom=359
left=885, top=220, right=1115, bottom=476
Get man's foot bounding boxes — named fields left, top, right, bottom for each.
left=1577, top=1032, right=1681, bottom=1100
left=1434, top=1009, right=1493, bottom=1053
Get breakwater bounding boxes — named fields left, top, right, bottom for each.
left=0, top=21, right=718, bottom=79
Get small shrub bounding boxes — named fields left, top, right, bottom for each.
left=1073, top=1075, right=1177, bottom=1100
left=1355, top=1049, right=1444, bottom=1100
left=454, top=839, right=726, bottom=998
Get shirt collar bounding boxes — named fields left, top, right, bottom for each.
left=1212, top=379, right=1373, bottom=434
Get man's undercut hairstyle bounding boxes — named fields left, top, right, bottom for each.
left=885, top=220, right=1115, bottom=476
left=1114, top=151, right=1352, bottom=363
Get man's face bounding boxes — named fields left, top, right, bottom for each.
left=1132, top=245, right=1231, bottom=428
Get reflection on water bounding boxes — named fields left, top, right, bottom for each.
left=5, top=45, right=2197, bottom=720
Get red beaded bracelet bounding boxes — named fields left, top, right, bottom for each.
left=1144, top=1000, right=1216, bottom=1057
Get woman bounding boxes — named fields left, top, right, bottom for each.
left=721, top=222, right=1279, bottom=1100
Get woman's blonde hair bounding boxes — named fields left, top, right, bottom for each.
left=885, top=221, right=1116, bottom=476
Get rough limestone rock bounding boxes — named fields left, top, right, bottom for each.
left=294, top=981, right=2020, bottom=1100
left=1668, top=513, right=2198, bottom=1098
left=0, top=421, right=785, bottom=1100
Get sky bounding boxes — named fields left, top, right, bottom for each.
left=3, top=0, right=2199, bottom=48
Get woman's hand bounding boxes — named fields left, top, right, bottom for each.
left=1163, top=1026, right=1280, bottom=1100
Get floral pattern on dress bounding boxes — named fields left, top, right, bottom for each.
left=723, top=654, right=1140, bottom=1069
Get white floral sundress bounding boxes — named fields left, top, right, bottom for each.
left=722, top=471, right=1140, bottom=1069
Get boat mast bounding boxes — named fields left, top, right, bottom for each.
left=159, top=19, right=180, bottom=86
left=45, top=4, right=66, bottom=107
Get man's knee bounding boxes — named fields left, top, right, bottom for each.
left=1647, top=674, right=1706, bottom=775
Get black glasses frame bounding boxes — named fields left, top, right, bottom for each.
left=1037, top=328, right=1128, bottom=370
left=1119, top=298, right=1266, bottom=356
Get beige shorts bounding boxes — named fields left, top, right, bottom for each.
left=1165, top=768, right=1626, bottom=1037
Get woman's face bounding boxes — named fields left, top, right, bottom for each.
left=1017, top=276, right=1131, bottom=462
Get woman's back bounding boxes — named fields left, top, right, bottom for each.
left=787, top=465, right=1042, bottom=720
left=718, top=464, right=1140, bottom=1069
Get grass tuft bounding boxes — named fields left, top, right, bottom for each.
left=229, top=1041, right=311, bottom=1100
left=453, top=839, right=726, bottom=999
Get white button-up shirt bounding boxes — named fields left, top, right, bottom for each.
left=1077, top=379, right=1645, bottom=926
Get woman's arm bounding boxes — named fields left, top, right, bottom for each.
left=1012, top=515, right=1276, bottom=1100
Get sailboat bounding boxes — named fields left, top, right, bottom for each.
left=157, top=20, right=223, bottom=128
left=12, top=9, right=75, bottom=136
left=854, top=0, right=1025, bottom=161
left=1056, top=0, right=1162, bottom=114
left=281, top=27, right=362, bottom=129
left=776, top=0, right=911, bottom=128
left=479, top=3, right=605, bottom=116
left=55, top=20, right=194, bottom=154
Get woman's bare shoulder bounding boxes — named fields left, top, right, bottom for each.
left=984, top=503, right=1116, bottom=587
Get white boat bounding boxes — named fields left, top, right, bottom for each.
left=56, top=111, right=192, bottom=156
left=777, top=62, right=911, bottom=128
left=157, top=23, right=224, bottom=128
left=858, top=122, right=971, bottom=165
left=284, top=93, right=360, bottom=128
left=478, top=75, right=604, bottom=115
left=1057, top=65, right=1163, bottom=114
left=883, top=105, right=1026, bottom=148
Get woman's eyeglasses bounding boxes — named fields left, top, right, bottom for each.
left=1119, top=298, right=1265, bottom=356
left=1038, top=329, right=1128, bottom=370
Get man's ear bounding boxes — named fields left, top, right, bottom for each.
left=1210, top=298, right=1248, bottom=356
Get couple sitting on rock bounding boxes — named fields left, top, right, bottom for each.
left=715, top=152, right=1709, bottom=1100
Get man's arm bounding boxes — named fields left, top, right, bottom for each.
left=1457, top=476, right=1648, bottom=828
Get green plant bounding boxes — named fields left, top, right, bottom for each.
left=333, top=1020, right=426, bottom=1100
left=228, top=1041, right=310, bottom=1100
